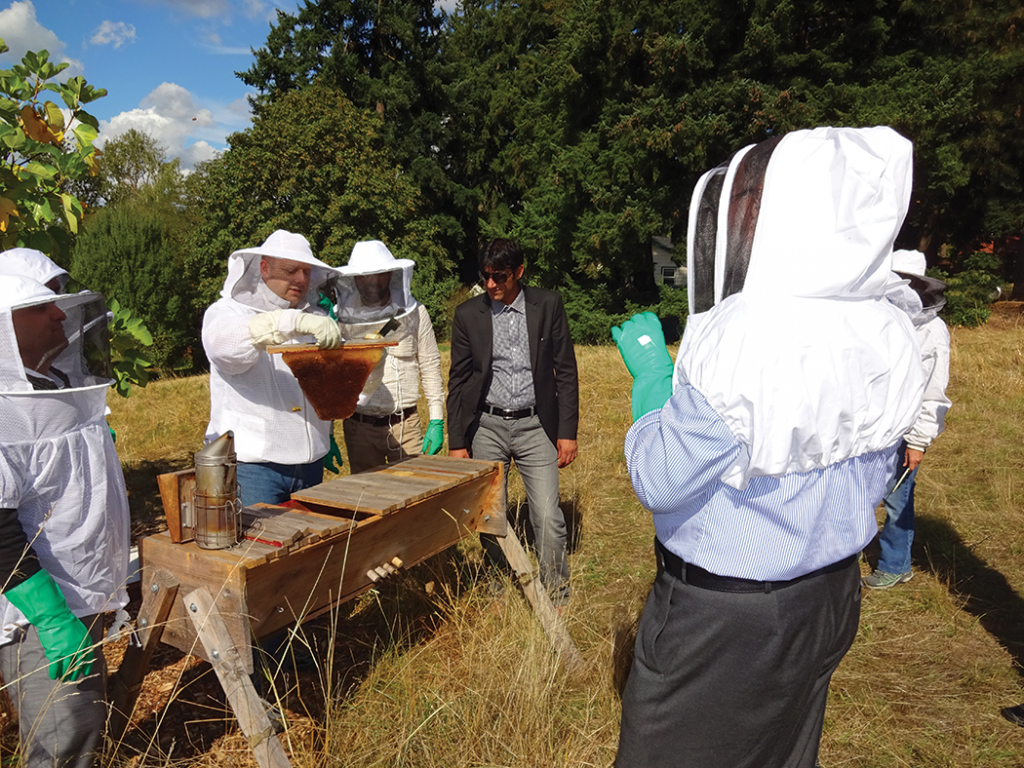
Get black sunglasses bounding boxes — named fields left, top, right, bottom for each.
left=479, top=270, right=512, bottom=284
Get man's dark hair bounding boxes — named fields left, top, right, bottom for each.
left=478, top=239, right=524, bottom=273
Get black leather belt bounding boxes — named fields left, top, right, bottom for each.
left=350, top=405, right=417, bottom=427
left=482, top=405, right=536, bottom=420
left=654, top=537, right=856, bottom=594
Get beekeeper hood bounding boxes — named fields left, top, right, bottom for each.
left=0, top=247, right=69, bottom=292
left=885, top=248, right=947, bottom=327
left=677, top=126, right=925, bottom=489
left=0, top=275, right=111, bottom=394
left=220, top=229, right=333, bottom=310
left=333, top=240, right=417, bottom=325
left=0, top=275, right=127, bottom=641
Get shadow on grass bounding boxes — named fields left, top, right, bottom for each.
left=914, top=515, right=1024, bottom=673
left=509, top=491, right=584, bottom=556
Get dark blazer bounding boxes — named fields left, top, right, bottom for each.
left=447, top=285, right=579, bottom=451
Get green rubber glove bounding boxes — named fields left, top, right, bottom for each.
left=4, top=570, right=95, bottom=682
left=421, top=419, right=444, bottom=455
left=323, top=432, right=344, bottom=474
left=317, top=291, right=337, bottom=320
left=611, top=312, right=675, bottom=421
left=108, top=424, right=116, bottom=443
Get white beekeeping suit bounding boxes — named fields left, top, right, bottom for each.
left=332, top=240, right=439, bottom=415
left=0, top=275, right=129, bottom=643
left=886, top=248, right=951, bottom=452
left=202, top=230, right=339, bottom=464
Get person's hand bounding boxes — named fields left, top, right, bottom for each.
left=905, top=447, right=924, bottom=471
left=294, top=313, right=343, bottom=348
left=449, top=448, right=470, bottom=459
left=611, top=312, right=674, bottom=421
left=611, top=312, right=673, bottom=378
left=557, top=439, right=578, bottom=468
left=421, top=419, right=444, bottom=455
left=323, top=432, right=344, bottom=473
left=4, top=570, right=94, bottom=681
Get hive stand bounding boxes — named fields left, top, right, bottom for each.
left=110, top=455, right=582, bottom=768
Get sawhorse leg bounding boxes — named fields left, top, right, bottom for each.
left=108, top=569, right=180, bottom=742
left=496, top=533, right=584, bottom=674
left=184, top=586, right=291, bottom=768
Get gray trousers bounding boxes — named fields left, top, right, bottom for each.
left=615, top=550, right=861, bottom=768
left=472, top=412, right=569, bottom=603
left=0, top=615, right=107, bottom=768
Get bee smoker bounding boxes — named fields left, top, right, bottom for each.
left=193, top=431, right=241, bottom=549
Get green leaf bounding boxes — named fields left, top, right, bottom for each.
left=75, top=111, right=99, bottom=131
left=22, top=161, right=57, bottom=180
left=73, top=122, right=98, bottom=146
left=60, top=193, right=81, bottom=233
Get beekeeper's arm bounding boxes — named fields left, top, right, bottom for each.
left=612, top=312, right=675, bottom=422
left=0, top=462, right=94, bottom=682
left=248, top=309, right=342, bottom=349
left=416, top=305, right=446, bottom=455
left=203, top=307, right=342, bottom=377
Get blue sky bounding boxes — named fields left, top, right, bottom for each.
left=1, top=0, right=306, bottom=169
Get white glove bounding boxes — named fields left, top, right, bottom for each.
left=249, top=310, right=344, bottom=349
left=294, top=313, right=343, bottom=348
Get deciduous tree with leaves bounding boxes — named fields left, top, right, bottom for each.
left=0, top=39, right=105, bottom=259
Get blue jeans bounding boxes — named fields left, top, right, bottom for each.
left=471, top=412, right=569, bottom=603
left=237, top=460, right=323, bottom=508
left=877, top=441, right=918, bottom=575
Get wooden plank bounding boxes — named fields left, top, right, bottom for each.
left=292, top=472, right=464, bottom=515
left=265, top=341, right=396, bottom=354
left=184, top=587, right=291, bottom=768
left=157, top=469, right=195, bottom=544
left=496, top=533, right=584, bottom=676
left=392, top=456, right=496, bottom=479
left=108, top=569, right=179, bottom=741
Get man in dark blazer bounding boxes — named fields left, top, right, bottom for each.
left=448, top=239, right=579, bottom=604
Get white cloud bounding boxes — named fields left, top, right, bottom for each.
left=90, top=20, right=137, bottom=49
left=0, top=1, right=84, bottom=77
left=99, top=83, right=252, bottom=171
left=180, top=140, right=220, bottom=169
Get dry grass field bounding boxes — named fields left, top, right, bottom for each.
left=5, top=311, right=1024, bottom=767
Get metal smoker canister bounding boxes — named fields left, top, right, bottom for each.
left=193, top=431, right=241, bottom=550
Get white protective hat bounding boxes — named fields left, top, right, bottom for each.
left=891, top=248, right=927, bottom=277
left=676, top=126, right=925, bottom=489
left=333, top=240, right=416, bottom=323
left=0, top=248, right=69, bottom=292
left=336, top=240, right=415, bottom=276
left=219, top=230, right=333, bottom=306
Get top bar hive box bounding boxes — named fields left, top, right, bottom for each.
left=142, top=455, right=505, bottom=672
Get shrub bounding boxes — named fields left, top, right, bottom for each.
left=931, top=251, right=1003, bottom=327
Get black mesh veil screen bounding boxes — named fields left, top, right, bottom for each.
left=691, top=168, right=726, bottom=315
left=721, top=135, right=782, bottom=301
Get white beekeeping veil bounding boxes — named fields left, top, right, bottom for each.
left=0, top=248, right=69, bottom=292
left=677, top=126, right=925, bottom=489
left=331, top=240, right=417, bottom=327
left=0, top=275, right=111, bottom=395
left=220, top=229, right=335, bottom=310
left=885, top=248, right=947, bottom=327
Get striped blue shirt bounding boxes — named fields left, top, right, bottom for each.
left=485, top=290, right=536, bottom=410
left=626, top=383, right=894, bottom=580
